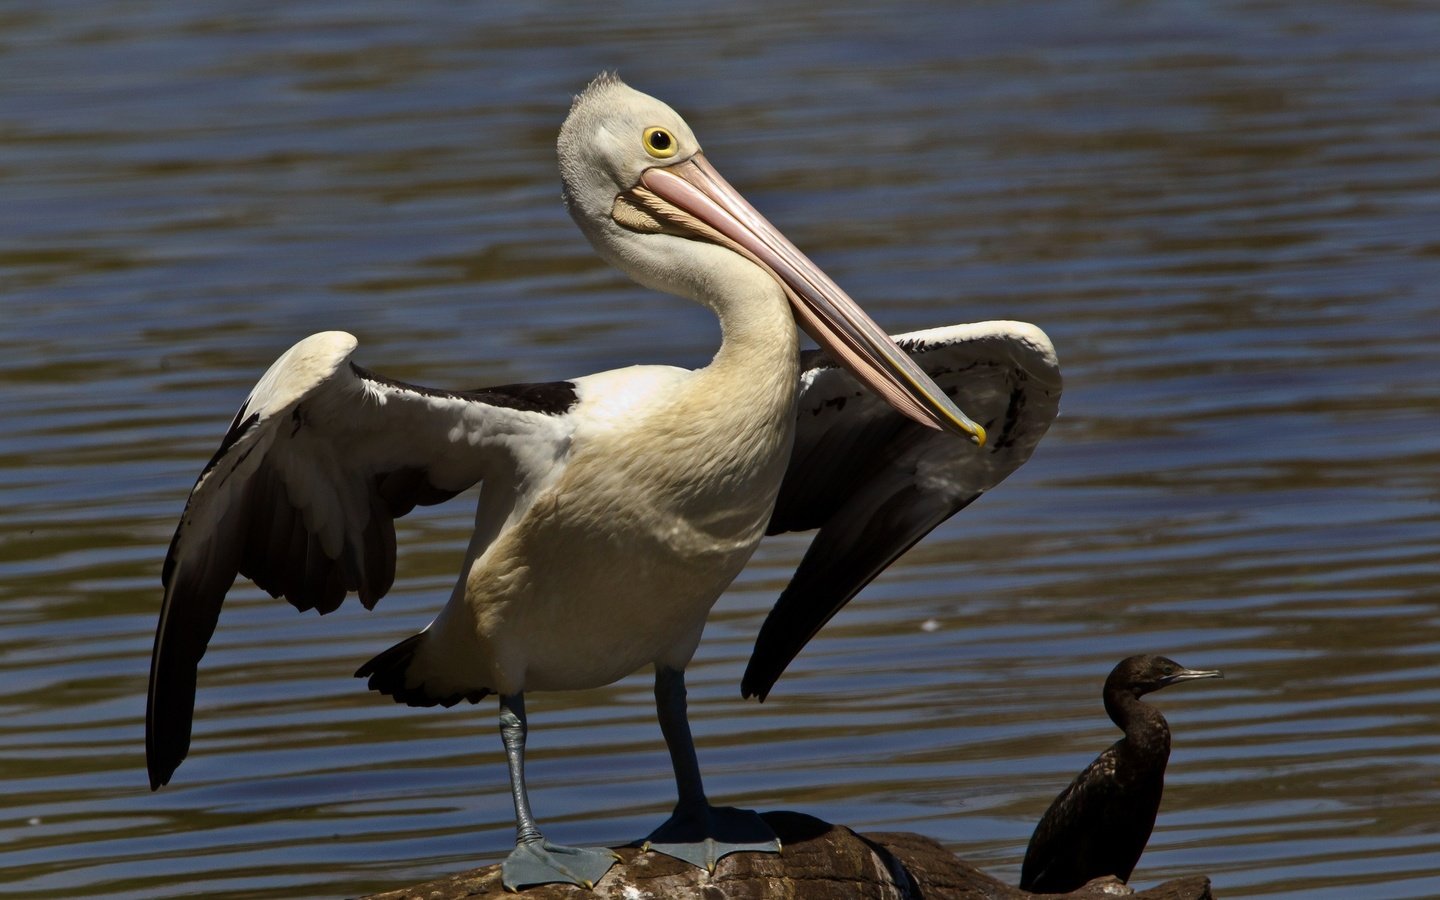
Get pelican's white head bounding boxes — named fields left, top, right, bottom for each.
left=557, top=73, right=710, bottom=296
left=555, top=73, right=987, bottom=446
left=558, top=73, right=697, bottom=222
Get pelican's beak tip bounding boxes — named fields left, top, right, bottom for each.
left=950, top=419, right=986, bottom=447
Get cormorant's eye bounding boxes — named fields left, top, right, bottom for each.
left=643, top=126, right=677, bottom=159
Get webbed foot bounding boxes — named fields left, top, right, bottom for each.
left=642, top=804, right=781, bottom=872
left=501, top=838, right=619, bottom=891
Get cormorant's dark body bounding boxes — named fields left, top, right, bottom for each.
left=1019, top=655, right=1221, bottom=894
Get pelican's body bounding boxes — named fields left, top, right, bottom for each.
left=430, top=325, right=798, bottom=698
left=147, top=74, right=1061, bottom=891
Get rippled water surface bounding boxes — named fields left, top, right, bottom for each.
left=4, top=2, right=1439, bottom=897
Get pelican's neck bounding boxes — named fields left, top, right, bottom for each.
left=598, top=230, right=803, bottom=428
left=592, top=260, right=801, bottom=561
left=699, top=261, right=801, bottom=384
left=654, top=259, right=802, bottom=514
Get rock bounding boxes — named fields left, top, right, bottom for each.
left=360, top=811, right=1214, bottom=900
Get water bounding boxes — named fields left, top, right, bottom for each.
left=3, top=1, right=1438, bottom=897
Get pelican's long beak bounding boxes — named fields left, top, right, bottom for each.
left=616, top=153, right=986, bottom=446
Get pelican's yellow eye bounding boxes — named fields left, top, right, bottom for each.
left=643, top=126, right=678, bottom=159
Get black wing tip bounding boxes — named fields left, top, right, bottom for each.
left=145, top=678, right=195, bottom=791
left=145, top=725, right=187, bottom=791
left=147, top=760, right=177, bottom=792
left=740, top=589, right=832, bottom=707
left=147, top=601, right=201, bottom=795
left=739, top=685, right=771, bottom=703
left=740, top=656, right=784, bottom=703
left=355, top=633, right=489, bottom=709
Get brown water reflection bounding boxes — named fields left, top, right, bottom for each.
left=3, top=1, right=1439, bottom=898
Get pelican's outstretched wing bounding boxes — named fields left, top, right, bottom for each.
left=743, top=321, right=1061, bottom=700
left=147, top=332, right=576, bottom=789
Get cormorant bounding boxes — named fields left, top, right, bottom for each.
left=1019, top=654, right=1221, bottom=893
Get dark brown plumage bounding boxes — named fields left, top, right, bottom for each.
left=1019, top=654, right=1221, bottom=893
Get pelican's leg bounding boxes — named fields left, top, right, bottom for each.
left=498, top=693, right=618, bottom=891
left=642, top=666, right=781, bottom=871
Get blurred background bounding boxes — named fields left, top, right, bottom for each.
left=3, top=1, right=1438, bottom=897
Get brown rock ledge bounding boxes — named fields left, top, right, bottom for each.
left=361, top=811, right=1213, bottom=899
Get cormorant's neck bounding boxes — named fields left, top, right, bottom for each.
left=1105, top=689, right=1172, bottom=766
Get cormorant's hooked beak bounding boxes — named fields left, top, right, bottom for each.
left=613, top=152, right=986, bottom=446
left=1160, top=667, right=1224, bottom=687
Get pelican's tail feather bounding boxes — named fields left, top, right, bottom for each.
left=356, top=632, right=490, bottom=708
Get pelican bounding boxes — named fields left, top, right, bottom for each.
left=146, top=73, right=1061, bottom=891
